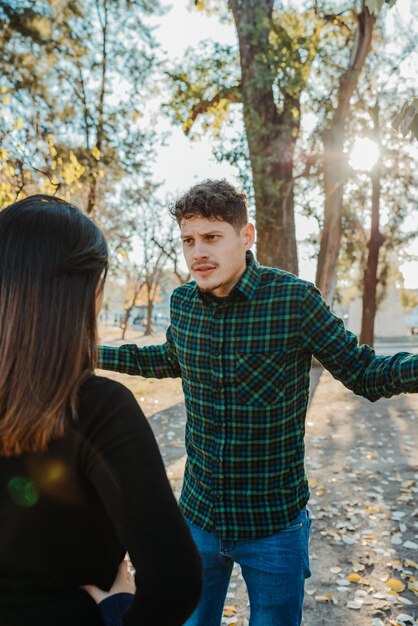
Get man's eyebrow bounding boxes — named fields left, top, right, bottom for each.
left=181, top=230, right=223, bottom=238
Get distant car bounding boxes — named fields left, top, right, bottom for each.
left=132, top=315, right=145, bottom=326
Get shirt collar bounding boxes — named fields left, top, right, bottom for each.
left=233, top=250, right=260, bottom=301
left=191, top=250, right=260, bottom=303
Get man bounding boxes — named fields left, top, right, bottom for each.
left=98, top=179, right=418, bottom=626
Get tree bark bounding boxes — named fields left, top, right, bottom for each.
left=316, top=1, right=375, bottom=304
left=120, top=305, right=132, bottom=340
left=230, top=0, right=299, bottom=273
left=360, top=103, right=384, bottom=346
left=144, top=296, right=154, bottom=337
left=87, top=0, right=108, bottom=215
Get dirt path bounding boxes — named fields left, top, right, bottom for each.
left=98, top=327, right=418, bottom=626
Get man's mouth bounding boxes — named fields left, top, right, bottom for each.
left=193, top=265, right=217, bottom=277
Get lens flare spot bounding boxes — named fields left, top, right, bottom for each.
left=7, top=476, right=39, bottom=507
left=43, top=461, right=67, bottom=485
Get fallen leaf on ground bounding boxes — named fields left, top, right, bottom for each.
left=386, top=578, right=406, bottom=593
left=315, top=593, right=335, bottom=603
left=347, top=573, right=362, bottom=583
left=223, top=606, right=237, bottom=617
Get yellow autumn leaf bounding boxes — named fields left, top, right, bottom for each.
left=1, top=85, right=7, bottom=93
left=15, top=118, right=23, bottom=130
left=386, top=578, right=405, bottom=593
left=91, top=146, right=101, bottom=160
left=408, top=580, right=418, bottom=595
left=223, top=605, right=237, bottom=617
left=3, top=94, right=10, bottom=105
left=347, top=573, right=362, bottom=583
left=315, top=593, right=333, bottom=603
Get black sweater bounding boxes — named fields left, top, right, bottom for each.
left=0, top=375, right=201, bottom=626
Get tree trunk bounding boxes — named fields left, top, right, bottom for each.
left=120, top=305, right=133, bottom=340
left=360, top=103, right=384, bottom=347
left=87, top=0, right=108, bottom=215
left=316, top=2, right=375, bottom=304
left=144, top=297, right=153, bottom=336
left=315, top=126, right=346, bottom=303
left=231, top=0, right=299, bottom=273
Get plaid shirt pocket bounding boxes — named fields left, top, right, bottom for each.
left=235, top=351, right=287, bottom=407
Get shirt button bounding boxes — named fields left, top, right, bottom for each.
left=214, top=457, right=222, bottom=465
left=214, top=310, right=222, bottom=319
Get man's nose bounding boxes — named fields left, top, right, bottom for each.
left=193, top=242, right=209, bottom=259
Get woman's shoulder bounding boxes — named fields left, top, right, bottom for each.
left=79, top=374, right=135, bottom=400
left=76, top=374, right=145, bottom=434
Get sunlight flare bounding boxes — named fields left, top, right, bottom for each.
left=349, top=137, right=380, bottom=172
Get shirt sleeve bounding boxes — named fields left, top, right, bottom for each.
left=98, top=593, right=133, bottom=626
left=82, top=382, right=201, bottom=625
left=97, top=325, right=181, bottom=378
left=300, top=281, right=418, bottom=402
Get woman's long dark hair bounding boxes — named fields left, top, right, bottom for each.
left=0, top=194, right=108, bottom=457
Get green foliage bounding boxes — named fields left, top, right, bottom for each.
left=187, top=0, right=231, bottom=21
left=268, top=10, right=322, bottom=102
left=0, top=0, right=163, bottom=253
left=165, top=41, right=241, bottom=137
left=166, top=6, right=322, bottom=138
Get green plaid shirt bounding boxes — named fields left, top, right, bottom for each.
left=98, top=251, right=418, bottom=539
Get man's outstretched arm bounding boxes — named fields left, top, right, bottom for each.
left=97, top=325, right=181, bottom=379
left=300, top=282, right=418, bottom=402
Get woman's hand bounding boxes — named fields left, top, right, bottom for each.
left=83, top=559, right=135, bottom=604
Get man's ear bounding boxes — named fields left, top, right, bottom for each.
left=242, top=223, right=255, bottom=249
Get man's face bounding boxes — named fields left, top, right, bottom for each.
left=180, top=216, right=255, bottom=297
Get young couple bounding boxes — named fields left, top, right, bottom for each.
left=2, top=181, right=418, bottom=626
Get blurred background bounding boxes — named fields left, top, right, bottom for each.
left=1, top=0, right=417, bottom=345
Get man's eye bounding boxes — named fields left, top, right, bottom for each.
left=183, top=239, right=193, bottom=245
left=207, top=235, right=218, bottom=240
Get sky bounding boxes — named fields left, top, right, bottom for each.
left=150, top=0, right=418, bottom=288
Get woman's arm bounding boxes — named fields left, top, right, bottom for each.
left=82, top=379, right=201, bottom=626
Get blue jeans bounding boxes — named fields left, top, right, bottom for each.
left=184, top=507, right=311, bottom=626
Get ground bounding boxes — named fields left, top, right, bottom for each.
left=98, top=325, right=418, bottom=626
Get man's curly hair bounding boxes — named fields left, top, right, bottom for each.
left=170, top=179, right=248, bottom=232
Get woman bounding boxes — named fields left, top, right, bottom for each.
left=0, top=195, right=201, bottom=626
